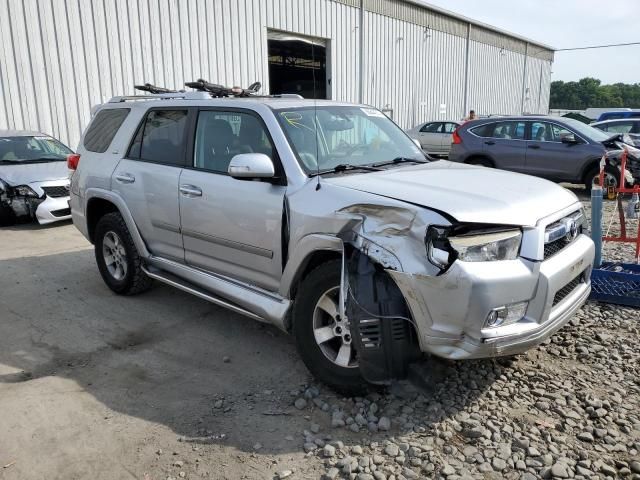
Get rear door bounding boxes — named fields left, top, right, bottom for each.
left=524, top=121, right=592, bottom=181
left=112, top=108, right=191, bottom=261
left=178, top=108, right=286, bottom=291
left=472, top=120, right=527, bottom=172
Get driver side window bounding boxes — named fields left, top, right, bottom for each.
left=420, top=122, right=441, bottom=133
left=193, top=111, right=275, bottom=173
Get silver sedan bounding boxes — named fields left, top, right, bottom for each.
left=406, top=120, right=461, bottom=156
left=0, top=130, right=73, bottom=225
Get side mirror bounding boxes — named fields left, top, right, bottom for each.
left=560, top=133, right=578, bottom=144
left=412, top=138, right=423, bottom=149
left=228, top=153, right=275, bottom=179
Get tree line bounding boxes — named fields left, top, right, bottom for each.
left=550, top=77, right=640, bottom=110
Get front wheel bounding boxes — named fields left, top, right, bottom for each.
left=292, top=260, right=368, bottom=395
left=584, top=166, right=619, bottom=192
left=94, top=212, right=153, bottom=295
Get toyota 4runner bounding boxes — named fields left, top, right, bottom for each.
left=70, top=88, right=595, bottom=393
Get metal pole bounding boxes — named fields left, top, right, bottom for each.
left=521, top=42, right=529, bottom=114
left=462, top=23, right=471, bottom=118
left=358, top=0, right=364, bottom=104
left=591, top=185, right=603, bottom=268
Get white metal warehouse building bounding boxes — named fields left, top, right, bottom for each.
left=0, top=0, right=554, bottom=149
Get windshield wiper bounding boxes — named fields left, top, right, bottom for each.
left=373, top=157, right=428, bottom=167
left=310, top=163, right=382, bottom=176
left=0, top=157, right=64, bottom=164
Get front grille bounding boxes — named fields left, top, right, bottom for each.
left=544, top=238, right=568, bottom=259
left=543, top=211, right=584, bottom=260
left=42, top=185, right=69, bottom=198
left=51, top=208, right=71, bottom=217
left=553, top=273, right=584, bottom=306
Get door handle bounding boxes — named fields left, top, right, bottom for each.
left=115, top=173, right=135, bottom=184
left=179, top=184, right=202, bottom=197
left=528, top=145, right=541, bottom=149
left=484, top=141, right=495, bottom=146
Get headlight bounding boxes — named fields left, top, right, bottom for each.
left=426, top=226, right=522, bottom=270
left=13, top=185, right=40, bottom=197
left=450, top=230, right=522, bottom=262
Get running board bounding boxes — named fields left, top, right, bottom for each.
left=144, top=256, right=291, bottom=329
left=142, top=266, right=266, bottom=322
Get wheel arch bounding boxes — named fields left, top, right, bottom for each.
left=464, top=154, right=495, bottom=167
left=84, top=188, right=150, bottom=259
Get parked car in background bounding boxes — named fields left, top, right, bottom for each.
left=595, top=110, right=640, bottom=122
left=449, top=116, right=634, bottom=190
left=406, top=120, right=460, bottom=156
left=0, top=130, right=73, bottom=226
left=591, top=119, right=640, bottom=147
left=70, top=90, right=594, bottom=392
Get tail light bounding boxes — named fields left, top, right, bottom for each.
left=452, top=128, right=463, bottom=145
left=67, top=153, right=81, bottom=170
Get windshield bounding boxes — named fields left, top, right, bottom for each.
left=275, top=106, right=425, bottom=173
left=0, top=136, right=73, bottom=164
left=560, top=118, right=612, bottom=142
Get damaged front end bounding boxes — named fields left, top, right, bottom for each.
left=333, top=204, right=432, bottom=386
left=0, top=180, right=45, bottom=225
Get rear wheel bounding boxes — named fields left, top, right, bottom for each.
left=292, top=260, right=368, bottom=395
left=94, top=212, right=153, bottom=295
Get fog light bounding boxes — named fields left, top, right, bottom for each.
left=485, top=302, right=528, bottom=328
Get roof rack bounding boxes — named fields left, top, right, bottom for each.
left=108, top=80, right=305, bottom=103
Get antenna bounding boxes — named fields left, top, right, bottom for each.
left=312, top=41, right=321, bottom=191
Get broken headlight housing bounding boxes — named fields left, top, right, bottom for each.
left=12, top=185, right=40, bottom=198
left=426, top=226, right=522, bottom=270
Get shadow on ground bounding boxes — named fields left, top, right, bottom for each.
left=0, top=236, right=501, bottom=460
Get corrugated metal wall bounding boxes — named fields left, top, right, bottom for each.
left=0, top=0, right=553, bottom=149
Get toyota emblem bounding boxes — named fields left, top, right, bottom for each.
left=567, top=219, right=578, bottom=241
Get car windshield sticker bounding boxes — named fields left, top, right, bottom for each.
left=360, top=108, right=386, bottom=118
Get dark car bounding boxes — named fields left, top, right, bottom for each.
left=449, top=116, right=632, bottom=190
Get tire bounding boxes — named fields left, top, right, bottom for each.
left=584, top=165, right=619, bottom=193
left=467, top=157, right=493, bottom=168
left=292, top=260, right=368, bottom=395
left=94, top=212, right=153, bottom=295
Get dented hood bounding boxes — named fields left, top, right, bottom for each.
left=0, top=161, right=69, bottom=186
left=325, top=160, right=578, bottom=227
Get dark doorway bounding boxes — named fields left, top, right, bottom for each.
left=268, top=33, right=327, bottom=99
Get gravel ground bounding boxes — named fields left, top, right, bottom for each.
left=1, top=188, right=638, bottom=480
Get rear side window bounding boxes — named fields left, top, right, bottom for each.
left=128, top=109, right=188, bottom=166
left=84, top=108, right=130, bottom=153
left=471, top=121, right=525, bottom=140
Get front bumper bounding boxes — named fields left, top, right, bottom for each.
left=34, top=195, right=71, bottom=224
left=389, top=234, right=595, bottom=359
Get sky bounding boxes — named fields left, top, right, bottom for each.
left=424, top=0, right=640, bottom=84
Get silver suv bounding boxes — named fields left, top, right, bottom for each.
left=70, top=90, right=595, bottom=393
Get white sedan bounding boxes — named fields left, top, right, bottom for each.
left=0, top=130, right=73, bottom=226
left=406, top=120, right=461, bottom=156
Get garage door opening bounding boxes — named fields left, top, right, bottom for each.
left=268, top=31, right=328, bottom=99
